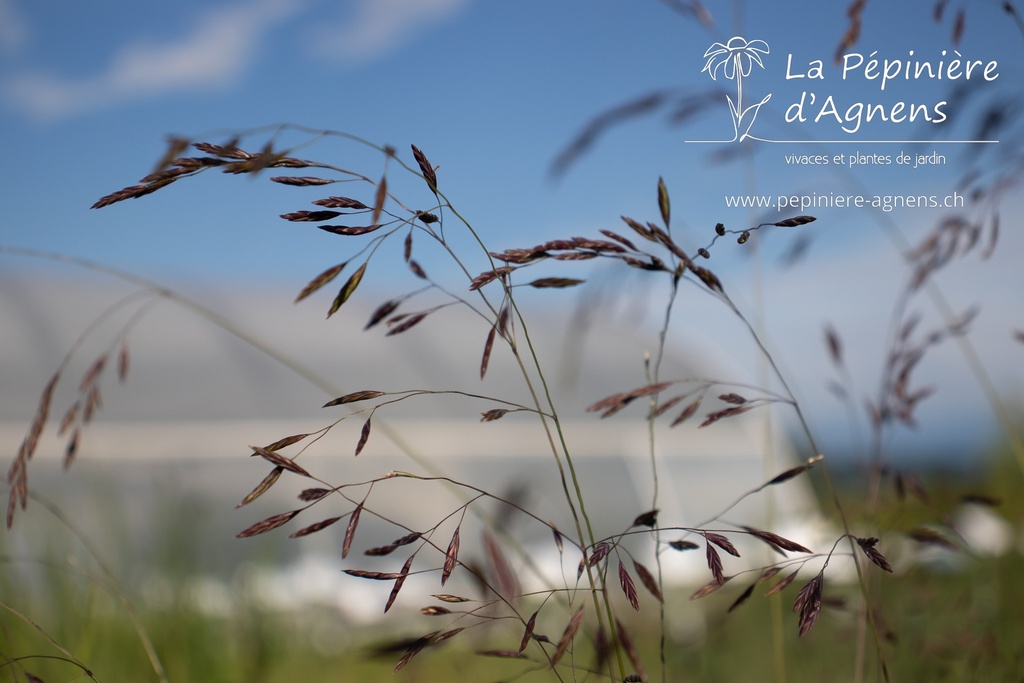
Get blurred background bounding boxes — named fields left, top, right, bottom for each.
left=1, top=1, right=1022, bottom=680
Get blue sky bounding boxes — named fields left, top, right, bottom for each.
left=1, top=0, right=1022, bottom=462
left=2, top=0, right=1017, bottom=278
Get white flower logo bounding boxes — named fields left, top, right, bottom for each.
left=702, top=37, right=772, bottom=142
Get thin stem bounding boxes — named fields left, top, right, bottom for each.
left=25, top=491, right=167, bottom=683
left=0, top=600, right=102, bottom=681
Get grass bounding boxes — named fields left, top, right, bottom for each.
left=2, top=461, right=1021, bottom=682
left=4, top=4, right=1024, bottom=680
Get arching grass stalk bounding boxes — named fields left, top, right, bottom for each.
left=435, top=197, right=628, bottom=681
left=715, top=289, right=891, bottom=683
left=0, top=591, right=103, bottom=681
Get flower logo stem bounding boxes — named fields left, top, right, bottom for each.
left=702, top=37, right=771, bottom=142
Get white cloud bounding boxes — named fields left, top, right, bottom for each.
left=0, top=0, right=29, bottom=53
left=309, top=0, right=470, bottom=63
left=4, top=0, right=302, bottom=121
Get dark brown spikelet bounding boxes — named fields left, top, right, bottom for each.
left=856, top=537, right=894, bottom=573
left=385, top=555, right=415, bottom=613
left=633, top=560, right=663, bottom=603
left=193, top=141, right=251, bottom=159
left=908, top=527, right=959, bottom=551
left=699, top=405, right=752, bottom=428
left=327, top=262, right=367, bottom=318
left=236, top=510, right=300, bottom=538
left=58, top=402, right=79, bottom=436
left=835, top=0, right=865, bottom=63
left=669, top=539, right=699, bottom=551
left=392, top=632, right=432, bottom=673
left=825, top=324, right=843, bottom=366
left=478, top=649, right=524, bottom=659
left=480, top=409, right=508, bottom=422
left=652, top=394, right=684, bottom=417
left=551, top=605, right=585, bottom=666
left=441, top=526, right=460, bottom=585
left=345, top=569, right=403, bottom=580
left=411, top=144, right=438, bottom=193
left=91, top=177, right=178, bottom=209
left=705, top=542, right=725, bottom=584
left=117, top=343, right=130, bottom=383
left=366, top=531, right=422, bottom=556
left=599, top=229, right=638, bottom=251
left=671, top=397, right=702, bottom=427
left=632, top=509, right=659, bottom=528
left=63, top=428, right=79, bottom=470
left=618, top=561, right=640, bottom=611
left=794, top=573, right=824, bottom=636
left=526, top=277, right=585, bottom=289
left=271, top=176, right=336, bottom=186
left=727, top=583, right=756, bottom=613
left=480, top=323, right=496, bottom=379
left=342, top=502, right=363, bottom=558
left=551, top=251, right=598, bottom=261
left=365, top=544, right=398, bottom=557
left=150, top=136, right=191, bottom=173
left=483, top=530, right=519, bottom=599
left=705, top=532, right=740, bottom=557
left=298, top=487, right=331, bottom=502
left=403, top=229, right=413, bottom=262
left=587, top=382, right=671, bottom=418
left=420, top=605, right=450, bottom=616
left=295, top=262, right=346, bottom=303
left=324, top=390, right=384, bottom=407
left=469, top=266, right=514, bottom=291
left=766, top=568, right=800, bottom=597
left=616, top=618, right=646, bottom=682
left=83, top=385, right=102, bottom=423
left=249, top=445, right=311, bottom=478
left=519, top=610, right=539, bottom=654
left=496, top=304, right=512, bottom=340
left=386, top=313, right=427, bottom=336
left=313, top=196, right=369, bottom=209
left=773, top=215, right=816, bottom=228
left=952, top=7, right=965, bottom=43
left=690, top=576, right=729, bottom=600
left=588, top=541, right=612, bottom=568
left=718, top=392, right=747, bottom=404
left=551, top=524, right=564, bottom=553
left=622, top=215, right=657, bottom=242
left=745, top=528, right=811, bottom=554
left=365, top=299, right=400, bottom=330
left=237, top=466, right=284, bottom=508
left=289, top=516, right=343, bottom=539
left=354, top=417, right=372, bottom=455
left=593, top=625, right=611, bottom=672
left=767, top=461, right=816, bottom=486
left=318, top=224, right=383, bottom=236
left=688, top=264, right=723, bottom=292
left=264, top=433, right=309, bottom=452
